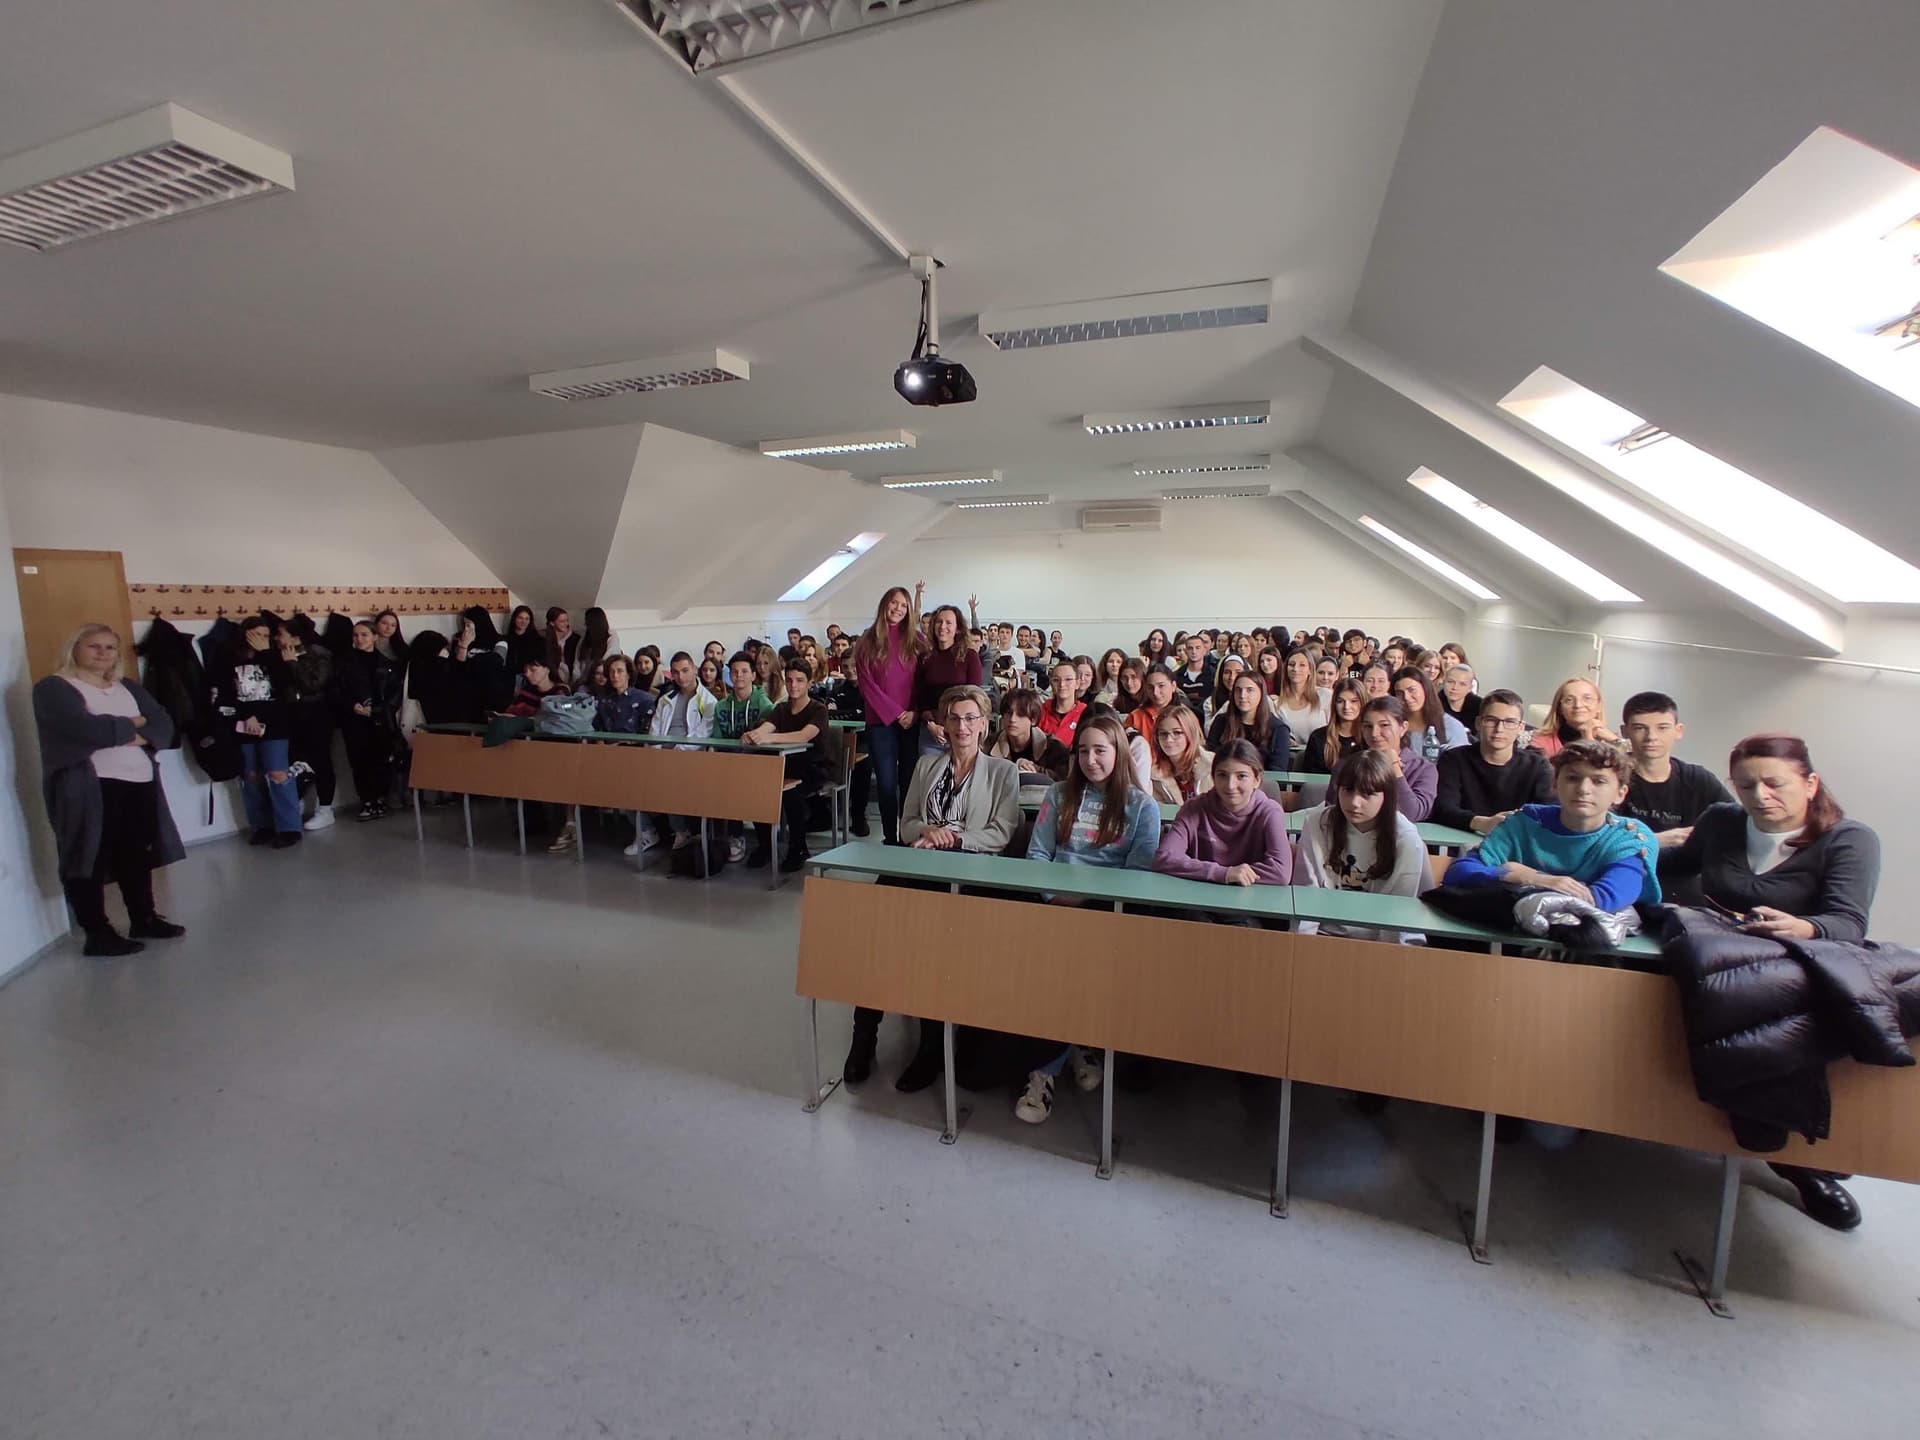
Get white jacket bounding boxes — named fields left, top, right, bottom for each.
left=648, top=683, right=718, bottom=747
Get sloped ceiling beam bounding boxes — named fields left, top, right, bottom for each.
left=1303, top=331, right=1845, bottom=656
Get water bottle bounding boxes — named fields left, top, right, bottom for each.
left=1421, top=725, right=1442, bottom=762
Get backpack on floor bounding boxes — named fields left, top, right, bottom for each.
left=669, top=832, right=728, bottom=879
left=535, top=692, right=600, bottom=738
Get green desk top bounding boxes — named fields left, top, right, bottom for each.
left=1280, top=810, right=1480, bottom=852
left=805, top=842, right=1294, bottom=921
left=1288, top=888, right=1664, bottom=959
left=830, top=718, right=865, bottom=730
left=418, top=722, right=804, bottom=753
left=1018, top=791, right=1180, bottom=822
left=1265, top=771, right=1313, bottom=788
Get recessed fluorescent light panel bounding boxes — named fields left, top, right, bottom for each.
left=980, top=280, right=1271, bottom=351
left=1133, top=455, right=1271, bottom=477
left=1160, top=485, right=1274, bottom=501
left=760, top=430, right=917, bottom=459
left=0, top=103, right=294, bottom=253
left=879, top=469, right=1002, bottom=490
left=954, top=494, right=1052, bottom=510
left=1500, top=366, right=1920, bottom=604
left=1660, top=126, right=1920, bottom=411
left=1083, top=403, right=1270, bottom=436
left=608, top=0, right=978, bottom=76
left=529, top=349, right=748, bottom=401
left=1357, top=516, right=1500, bottom=602
left=1406, top=468, right=1641, bottom=604
left=777, top=531, right=883, bottom=604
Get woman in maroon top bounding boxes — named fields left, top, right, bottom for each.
left=911, top=604, right=982, bottom=755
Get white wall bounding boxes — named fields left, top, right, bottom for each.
left=1464, top=614, right=1920, bottom=943
left=897, top=499, right=1462, bottom=658
left=0, top=471, right=71, bottom=983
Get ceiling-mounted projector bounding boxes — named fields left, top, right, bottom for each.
left=895, top=254, right=976, bottom=408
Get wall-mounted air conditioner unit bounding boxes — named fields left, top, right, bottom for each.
left=1080, top=504, right=1163, bottom=533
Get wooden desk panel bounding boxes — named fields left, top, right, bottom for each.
left=797, top=878, right=1293, bottom=1076
left=582, top=744, right=786, bottom=823
left=409, top=732, right=586, bottom=804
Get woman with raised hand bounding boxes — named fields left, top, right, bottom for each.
left=912, top=602, right=982, bottom=756
left=853, top=581, right=929, bottom=846
left=33, top=623, right=188, bottom=956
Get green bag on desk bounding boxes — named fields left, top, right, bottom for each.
left=483, top=715, right=537, bottom=748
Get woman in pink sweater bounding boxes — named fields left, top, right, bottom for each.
left=1153, top=739, right=1293, bottom=886
left=853, top=581, right=927, bottom=844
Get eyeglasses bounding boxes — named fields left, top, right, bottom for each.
left=1482, top=717, right=1524, bottom=731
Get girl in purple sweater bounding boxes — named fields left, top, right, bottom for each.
left=1154, top=739, right=1293, bottom=886
left=853, top=582, right=927, bottom=844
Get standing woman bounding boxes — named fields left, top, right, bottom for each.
left=275, top=619, right=339, bottom=831
left=543, top=607, right=577, bottom=688
left=1151, top=704, right=1215, bottom=805
left=212, top=615, right=303, bottom=848
left=1207, top=672, right=1291, bottom=772
left=33, top=624, right=188, bottom=955
left=503, top=605, right=543, bottom=678
left=1271, top=647, right=1330, bottom=760
left=335, top=621, right=397, bottom=821
left=1303, top=678, right=1367, bottom=776
left=912, top=603, right=982, bottom=755
left=573, top=608, right=617, bottom=689
left=1665, top=734, right=1882, bottom=1233
left=1094, top=648, right=1128, bottom=706
left=1530, top=677, right=1619, bottom=758
left=854, top=582, right=928, bottom=845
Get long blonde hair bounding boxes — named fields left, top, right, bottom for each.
left=56, top=622, right=125, bottom=682
left=853, top=585, right=927, bottom=670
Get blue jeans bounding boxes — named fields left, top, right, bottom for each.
left=864, top=719, right=919, bottom=843
left=240, top=737, right=302, bottom=834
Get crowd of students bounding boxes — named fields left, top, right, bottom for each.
left=31, top=590, right=1885, bottom=1233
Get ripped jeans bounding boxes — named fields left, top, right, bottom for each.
left=239, top=737, right=302, bottom=835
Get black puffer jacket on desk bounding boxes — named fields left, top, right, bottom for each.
left=1659, top=907, right=1920, bottom=1151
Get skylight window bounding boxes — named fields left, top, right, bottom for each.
left=1660, top=126, right=1920, bottom=410
left=777, top=531, right=882, bottom=604
left=1501, top=366, right=1920, bottom=604
left=1356, top=516, right=1500, bottom=601
left=1406, top=469, right=1640, bottom=604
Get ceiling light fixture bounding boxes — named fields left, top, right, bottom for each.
left=760, top=429, right=917, bottom=459
left=980, top=280, right=1272, bottom=351
left=1357, top=516, right=1501, bottom=602
left=529, top=348, right=749, bottom=401
left=1407, top=468, right=1641, bottom=604
left=1132, top=455, right=1271, bottom=477
left=1160, top=485, right=1274, bottom=501
left=607, top=0, right=979, bottom=77
left=880, top=470, right=1002, bottom=489
left=1082, top=403, right=1270, bottom=436
left=954, top=494, right=1052, bottom=510
left=0, top=103, right=295, bottom=253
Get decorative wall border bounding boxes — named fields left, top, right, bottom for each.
left=130, top=583, right=510, bottom=620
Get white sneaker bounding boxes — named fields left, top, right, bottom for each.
left=303, top=805, right=335, bottom=832
left=548, top=822, right=576, bottom=854
left=671, top=832, right=692, bottom=850
left=727, top=836, right=747, bottom=864
left=623, top=839, right=642, bottom=857
left=1014, top=1070, right=1056, bottom=1125
left=1070, top=1047, right=1103, bottom=1093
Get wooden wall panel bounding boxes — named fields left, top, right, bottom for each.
left=796, top=878, right=1293, bottom=1076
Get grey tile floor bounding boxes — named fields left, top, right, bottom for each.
left=2, top=801, right=1917, bottom=1439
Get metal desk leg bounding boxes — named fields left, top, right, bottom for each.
left=1677, top=1156, right=1741, bottom=1318
left=462, top=794, right=473, bottom=849
left=412, top=788, right=423, bottom=846
left=1271, top=1077, right=1294, bottom=1218
left=802, top=998, right=841, bottom=1113
left=769, top=813, right=782, bottom=890
left=1459, top=1110, right=1496, bottom=1263
left=516, top=799, right=526, bottom=855
left=1097, top=1047, right=1116, bottom=1180
left=940, top=1020, right=961, bottom=1145
left=699, top=816, right=709, bottom=880
left=573, top=805, right=584, bottom=864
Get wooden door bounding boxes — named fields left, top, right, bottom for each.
left=13, top=549, right=135, bottom=683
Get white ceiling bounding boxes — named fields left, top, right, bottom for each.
left=0, top=0, right=1442, bottom=507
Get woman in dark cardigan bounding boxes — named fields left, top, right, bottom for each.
left=32, top=622, right=188, bottom=956
left=1666, top=733, right=1882, bottom=1235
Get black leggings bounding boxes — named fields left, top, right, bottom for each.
left=290, top=703, right=336, bottom=806
left=341, top=713, right=393, bottom=806
left=63, top=778, right=160, bottom=934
